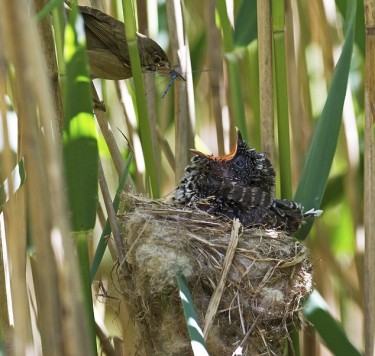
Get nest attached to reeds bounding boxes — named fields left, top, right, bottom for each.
left=118, top=193, right=312, bottom=356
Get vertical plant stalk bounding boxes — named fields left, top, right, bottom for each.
left=91, top=86, right=126, bottom=178
left=90, top=153, right=133, bottom=281
left=364, top=2, right=375, bottom=355
left=207, top=0, right=225, bottom=155
left=289, top=1, right=313, bottom=181
left=63, top=4, right=100, bottom=352
left=272, top=0, right=292, bottom=199
left=0, top=23, right=19, bottom=353
left=257, top=0, right=274, bottom=162
left=2, top=2, right=64, bottom=354
left=285, top=0, right=304, bottom=181
left=216, top=0, right=247, bottom=143
left=166, top=0, right=195, bottom=183
left=33, top=0, right=64, bottom=132
left=1, top=0, right=93, bottom=354
left=311, top=0, right=334, bottom=84
left=51, top=1, right=65, bottom=76
left=0, top=130, right=30, bottom=353
left=0, top=225, right=12, bottom=353
left=122, top=0, right=160, bottom=197
left=97, top=160, right=125, bottom=260
left=277, top=1, right=298, bottom=342
left=137, top=1, right=161, bottom=183
left=114, top=81, right=146, bottom=193
left=244, top=43, right=261, bottom=150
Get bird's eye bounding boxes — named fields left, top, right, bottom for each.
left=154, top=55, right=161, bottom=64
left=233, top=156, right=246, bottom=169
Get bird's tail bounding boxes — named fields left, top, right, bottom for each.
left=303, top=208, right=323, bottom=218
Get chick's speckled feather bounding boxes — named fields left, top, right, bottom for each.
left=174, top=131, right=307, bottom=233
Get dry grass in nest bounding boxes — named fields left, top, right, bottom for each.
left=118, top=193, right=313, bottom=355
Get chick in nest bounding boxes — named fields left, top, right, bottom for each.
left=174, top=129, right=321, bottom=233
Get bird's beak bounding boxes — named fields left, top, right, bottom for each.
left=214, top=128, right=243, bottom=161
left=190, top=145, right=237, bottom=161
left=190, top=148, right=208, bottom=157
left=215, top=143, right=238, bottom=161
left=190, top=128, right=243, bottom=161
left=157, top=65, right=186, bottom=82
left=235, top=128, right=243, bottom=142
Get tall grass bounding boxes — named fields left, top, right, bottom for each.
left=0, top=0, right=370, bottom=355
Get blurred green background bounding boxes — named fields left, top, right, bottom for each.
left=0, top=0, right=371, bottom=355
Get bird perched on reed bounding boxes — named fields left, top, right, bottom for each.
left=174, top=130, right=320, bottom=233
left=68, top=4, right=185, bottom=82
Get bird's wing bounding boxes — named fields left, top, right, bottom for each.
left=217, top=182, right=273, bottom=207
left=271, top=199, right=303, bottom=233
left=79, top=6, right=131, bottom=67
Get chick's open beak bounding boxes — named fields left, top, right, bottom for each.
left=190, top=129, right=242, bottom=161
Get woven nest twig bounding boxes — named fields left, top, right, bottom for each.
left=118, top=193, right=313, bottom=356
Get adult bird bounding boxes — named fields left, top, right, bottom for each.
left=174, top=130, right=320, bottom=233
left=68, top=4, right=185, bottom=82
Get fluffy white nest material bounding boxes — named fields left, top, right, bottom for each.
left=118, top=193, right=313, bottom=356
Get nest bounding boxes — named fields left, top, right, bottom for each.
left=118, top=193, right=312, bottom=355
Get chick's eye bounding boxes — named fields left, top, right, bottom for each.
left=233, top=156, right=246, bottom=169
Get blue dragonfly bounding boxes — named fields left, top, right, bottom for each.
left=160, top=68, right=186, bottom=98
left=146, top=67, right=208, bottom=98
